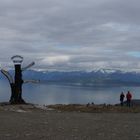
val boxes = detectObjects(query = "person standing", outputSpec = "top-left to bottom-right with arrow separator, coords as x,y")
126,91 -> 132,107
120,92 -> 125,106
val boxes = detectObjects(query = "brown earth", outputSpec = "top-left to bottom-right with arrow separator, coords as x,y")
0,104 -> 140,140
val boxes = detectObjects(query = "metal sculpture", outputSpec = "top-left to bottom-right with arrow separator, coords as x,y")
1,55 -> 38,104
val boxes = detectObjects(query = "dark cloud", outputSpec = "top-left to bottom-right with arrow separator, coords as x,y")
0,0 -> 140,71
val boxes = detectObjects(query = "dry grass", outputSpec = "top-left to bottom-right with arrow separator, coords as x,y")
48,104 -> 140,113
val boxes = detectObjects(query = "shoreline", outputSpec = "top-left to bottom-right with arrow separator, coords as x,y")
0,102 -> 140,113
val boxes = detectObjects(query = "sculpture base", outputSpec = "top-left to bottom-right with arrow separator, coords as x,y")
9,98 -> 26,104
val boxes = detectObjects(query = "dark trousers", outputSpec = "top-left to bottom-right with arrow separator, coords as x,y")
127,99 -> 131,107
120,100 -> 124,106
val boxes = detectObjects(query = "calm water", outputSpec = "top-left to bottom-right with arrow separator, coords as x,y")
0,80 -> 140,105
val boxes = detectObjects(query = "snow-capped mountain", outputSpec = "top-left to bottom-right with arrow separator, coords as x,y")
1,69 -> 140,86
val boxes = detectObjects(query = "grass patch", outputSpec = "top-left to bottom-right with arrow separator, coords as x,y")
48,104 -> 140,113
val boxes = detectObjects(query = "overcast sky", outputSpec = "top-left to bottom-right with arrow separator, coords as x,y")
0,0 -> 140,71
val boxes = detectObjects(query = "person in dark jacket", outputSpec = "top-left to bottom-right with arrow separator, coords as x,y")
120,92 -> 125,106
126,91 -> 132,107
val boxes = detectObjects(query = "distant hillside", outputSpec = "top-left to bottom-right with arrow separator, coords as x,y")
1,69 -> 140,86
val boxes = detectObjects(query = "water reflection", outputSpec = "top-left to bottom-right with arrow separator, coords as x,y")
0,81 -> 11,101
1,80 -> 140,105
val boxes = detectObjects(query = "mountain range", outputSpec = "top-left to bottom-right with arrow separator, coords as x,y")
0,69 -> 139,87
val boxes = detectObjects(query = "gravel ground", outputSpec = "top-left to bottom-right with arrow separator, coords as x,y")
0,105 -> 140,140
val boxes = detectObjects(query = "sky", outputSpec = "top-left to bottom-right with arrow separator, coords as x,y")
0,0 -> 140,71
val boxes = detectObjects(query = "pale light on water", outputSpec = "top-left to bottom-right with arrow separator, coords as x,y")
0,80 -> 140,105
0,81 -> 11,102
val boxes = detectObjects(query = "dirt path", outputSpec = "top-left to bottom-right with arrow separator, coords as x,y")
0,108 -> 140,140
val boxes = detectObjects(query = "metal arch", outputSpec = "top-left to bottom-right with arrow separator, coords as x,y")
1,69 -> 14,84
22,62 -> 35,71
23,80 -> 40,84
11,55 -> 23,60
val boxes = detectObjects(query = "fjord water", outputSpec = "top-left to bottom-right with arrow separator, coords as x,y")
0,80 -> 140,105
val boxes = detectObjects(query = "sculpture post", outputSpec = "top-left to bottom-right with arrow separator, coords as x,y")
1,55 -> 36,104
11,55 -> 25,103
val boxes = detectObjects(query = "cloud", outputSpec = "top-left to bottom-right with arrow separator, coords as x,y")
0,0 -> 140,71
41,55 -> 70,65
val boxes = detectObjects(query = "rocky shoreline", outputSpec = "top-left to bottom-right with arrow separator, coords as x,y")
1,102 -> 140,113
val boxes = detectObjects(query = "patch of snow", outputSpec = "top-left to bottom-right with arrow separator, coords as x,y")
34,104 -> 54,111
15,109 -> 27,113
